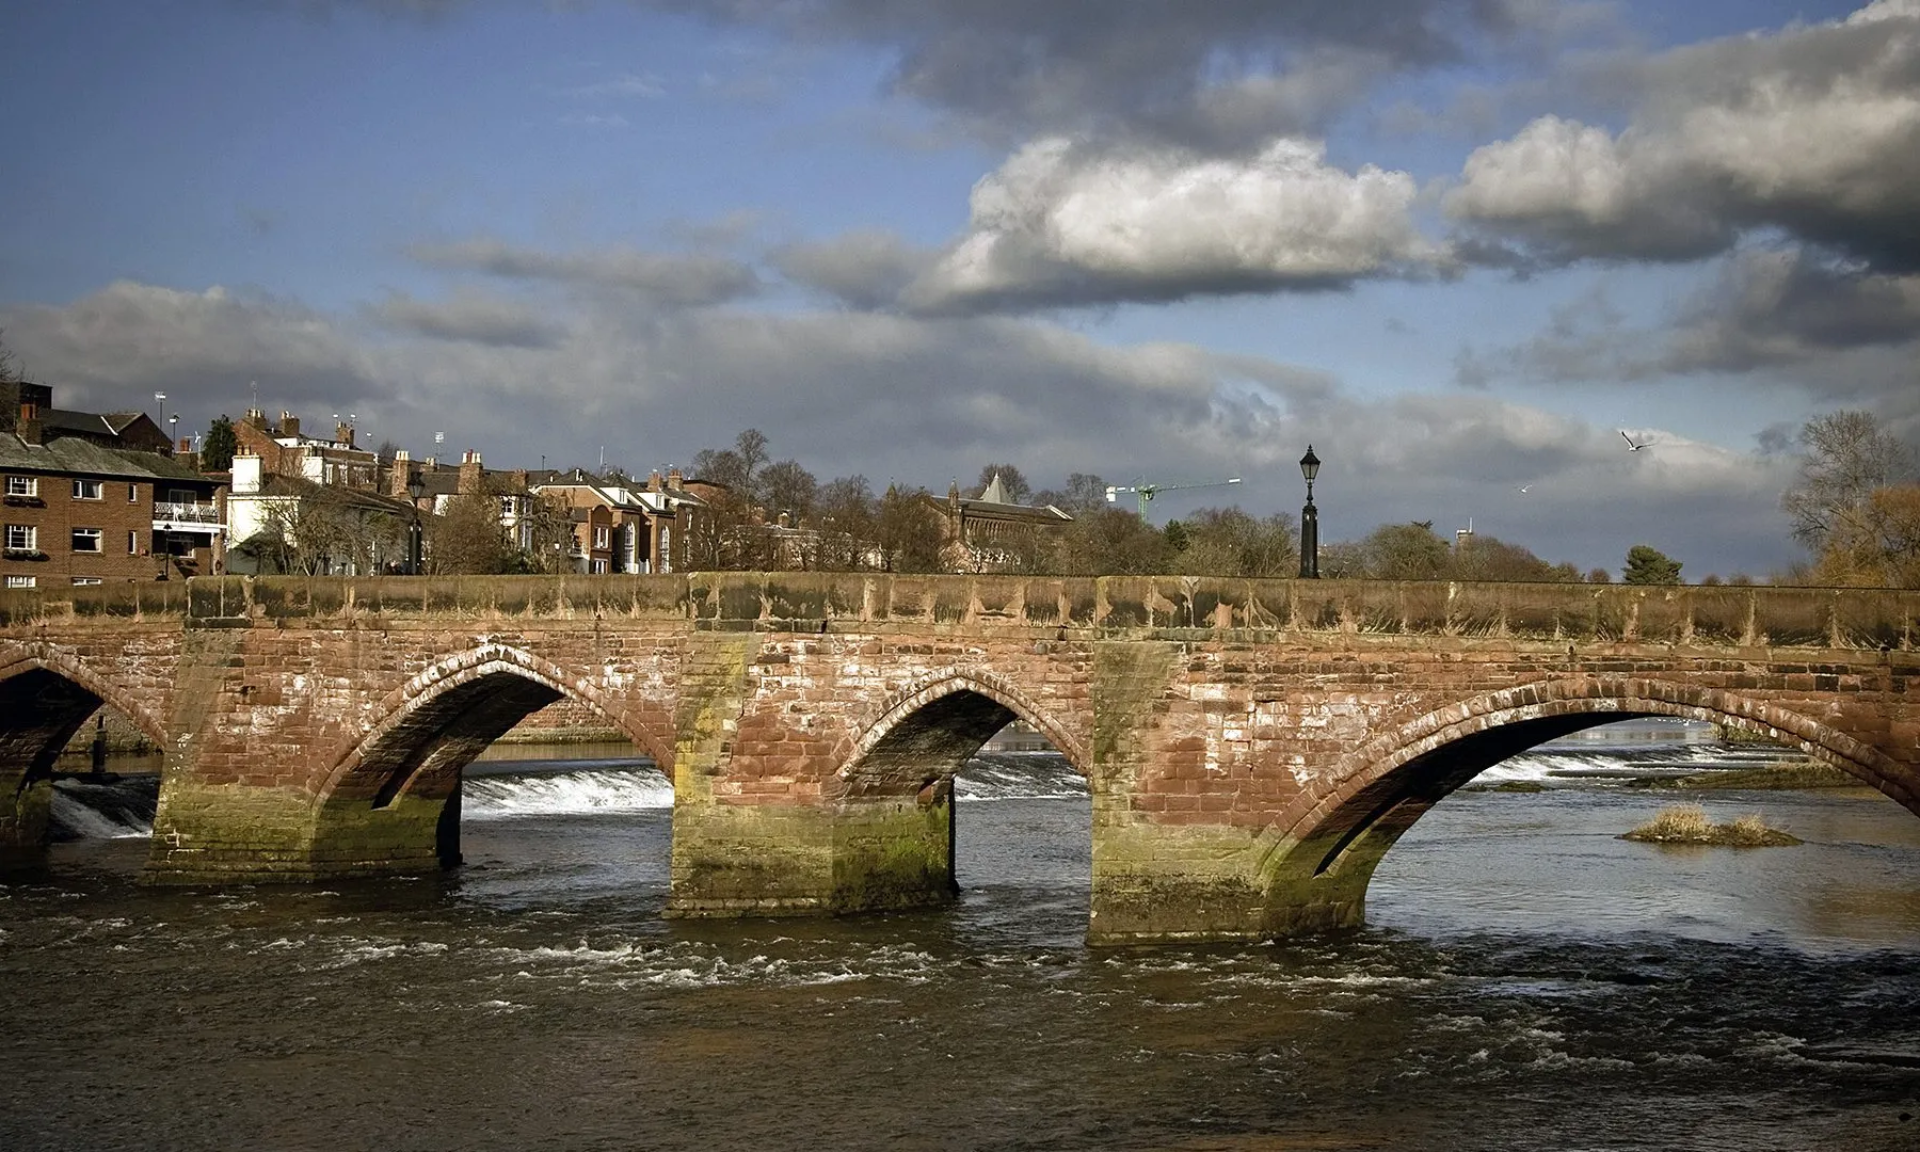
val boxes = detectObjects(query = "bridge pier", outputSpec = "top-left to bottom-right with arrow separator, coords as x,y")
668,788 -> 956,917
0,777 -> 53,871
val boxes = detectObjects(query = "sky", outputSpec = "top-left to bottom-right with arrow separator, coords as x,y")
3,0 -> 1917,579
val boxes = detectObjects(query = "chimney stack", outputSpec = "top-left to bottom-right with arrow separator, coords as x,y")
279,411 -> 300,438
335,420 -> 354,447
389,449 -> 413,499
667,467 -> 683,491
458,450 -> 484,496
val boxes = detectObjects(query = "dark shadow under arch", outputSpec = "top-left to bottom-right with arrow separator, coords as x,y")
308,645 -> 673,875
840,669 -> 1085,797
0,646 -> 169,783
319,645 -> 671,811
1275,676 -> 1909,894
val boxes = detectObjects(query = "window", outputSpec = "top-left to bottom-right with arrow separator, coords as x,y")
128,483 -> 138,502
594,525 -> 611,549
5,476 -> 36,497
4,575 -> 34,589
590,558 -> 609,574
128,530 -> 139,554
72,528 -> 103,553
71,576 -> 103,586
72,479 -> 104,500
5,524 -> 35,551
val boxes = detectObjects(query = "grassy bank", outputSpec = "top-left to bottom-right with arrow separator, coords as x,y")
490,726 -> 632,745
1632,761 -> 1857,791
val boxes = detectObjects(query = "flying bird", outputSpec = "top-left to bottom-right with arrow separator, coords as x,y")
1620,430 -> 1648,451
1517,484 -> 1532,494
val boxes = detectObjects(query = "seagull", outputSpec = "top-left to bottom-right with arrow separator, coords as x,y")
1621,430 -> 1648,451
1517,484 -> 1532,494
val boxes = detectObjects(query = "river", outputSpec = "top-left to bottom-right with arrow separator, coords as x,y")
4,724 -> 1918,1150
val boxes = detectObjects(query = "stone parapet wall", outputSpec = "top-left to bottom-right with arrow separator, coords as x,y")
3,574 -> 1914,651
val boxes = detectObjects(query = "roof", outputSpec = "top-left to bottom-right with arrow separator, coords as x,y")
239,473 -> 414,515
0,432 -> 219,485
415,467 -> 529,498
527,471 -> 705,512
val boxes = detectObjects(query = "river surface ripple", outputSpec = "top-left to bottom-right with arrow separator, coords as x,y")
4,741 -> 1919,1151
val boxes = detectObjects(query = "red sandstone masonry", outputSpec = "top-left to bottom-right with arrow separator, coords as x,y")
0,574 -> 1916,900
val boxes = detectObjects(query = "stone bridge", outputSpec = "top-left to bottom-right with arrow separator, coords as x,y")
2,574 -> 1916,943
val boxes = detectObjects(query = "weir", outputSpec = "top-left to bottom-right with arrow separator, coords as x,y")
2,573 -> 1917,943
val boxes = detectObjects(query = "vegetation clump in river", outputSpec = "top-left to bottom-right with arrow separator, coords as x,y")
1622,804 -> 1801,847
1631,760 -> 1856,791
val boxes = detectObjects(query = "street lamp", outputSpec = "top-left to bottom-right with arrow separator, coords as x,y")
154,391 -> 166,432
168,414 -> 179,454
407,475 -> 425,575
1298,445 -> 1321,579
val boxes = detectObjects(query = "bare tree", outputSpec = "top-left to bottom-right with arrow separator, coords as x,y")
1782,410 -> 1915,553
254,486 -> 401,575
811,474 -> 877,570
760,459 -> 819,524
1172,507 -> 1297,577
1054,507 -> 1170,575
1811,484 -> 1920,588
875,485 -> 943,572
427,491 -> 511,574
519,492 -> 579,574
1360,522 -> 1450,580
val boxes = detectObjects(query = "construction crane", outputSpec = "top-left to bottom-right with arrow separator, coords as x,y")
1106,476 -> 1242,518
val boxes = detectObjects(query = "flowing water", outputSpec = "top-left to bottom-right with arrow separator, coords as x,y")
5,724 -> 1919,1150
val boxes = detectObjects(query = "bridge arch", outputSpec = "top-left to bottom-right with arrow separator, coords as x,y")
317,642 -> 673,811
0,641 -> 169,756
1273,674 -> 1909,889
838,666 -> 1085,797
0,641 -> 171,864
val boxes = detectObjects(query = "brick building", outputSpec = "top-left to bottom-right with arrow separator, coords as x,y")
525,467 -> 704,573
234,408 -> 380,488
925,472 -> 1073,572
2,381 -> 225,588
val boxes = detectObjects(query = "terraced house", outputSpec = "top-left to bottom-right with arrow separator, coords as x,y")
1,381 -> 225,588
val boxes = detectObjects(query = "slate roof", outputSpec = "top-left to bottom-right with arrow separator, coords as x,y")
0,433 -> 214,485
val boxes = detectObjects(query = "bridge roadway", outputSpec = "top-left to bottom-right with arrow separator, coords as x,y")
2,573 -> 1915,943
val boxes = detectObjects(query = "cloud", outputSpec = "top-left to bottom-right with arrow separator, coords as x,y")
652,0 -> 1576,147
1455,247 -> 1920,401
406,237 -> 761,307
557,112 -> 631,129
1446,0 -> 1920,271
771,230 -> 937,310
1662,248 -> 1920,374
369,291 -> 568,348
0,281 -> 381,411
904,137 -> 1443,314
560,72 -> 664,100
2,274 -> 1806,575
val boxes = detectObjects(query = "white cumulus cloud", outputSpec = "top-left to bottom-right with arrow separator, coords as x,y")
907,137 -> 1442,313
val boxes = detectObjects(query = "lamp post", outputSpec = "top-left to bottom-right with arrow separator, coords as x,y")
1298,445 -> 1320,579
407,475 -> 424,575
